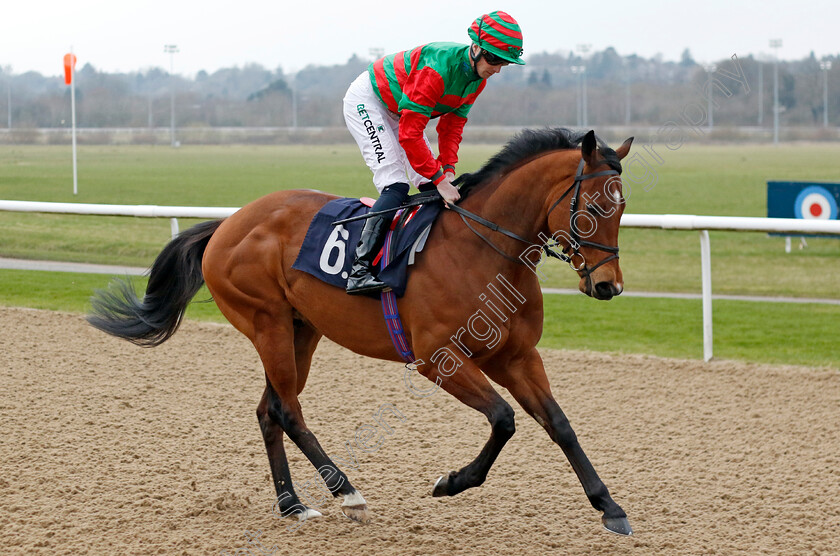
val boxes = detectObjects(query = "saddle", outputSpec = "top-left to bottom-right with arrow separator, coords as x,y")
291,195 -> 443,297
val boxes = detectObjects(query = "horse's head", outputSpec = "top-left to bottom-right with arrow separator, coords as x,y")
546,131 -> 633,301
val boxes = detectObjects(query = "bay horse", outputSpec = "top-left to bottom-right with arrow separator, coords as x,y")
88,128 -> 635,535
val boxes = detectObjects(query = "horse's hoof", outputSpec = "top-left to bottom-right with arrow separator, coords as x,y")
602,515 -> 633,536
298,507 -> 323,521
341,504 -> 371,523
340,491 -> 371,523
432,474 -> 449,497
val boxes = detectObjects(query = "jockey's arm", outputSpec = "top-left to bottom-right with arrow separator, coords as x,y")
398,111 -> 460,205
436,113 -> 467,177
398,110 -> 444,181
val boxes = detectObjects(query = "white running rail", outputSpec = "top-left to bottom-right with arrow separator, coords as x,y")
3,200 -> 840,362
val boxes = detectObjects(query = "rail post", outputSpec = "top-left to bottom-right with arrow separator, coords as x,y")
699,230 -> 713,361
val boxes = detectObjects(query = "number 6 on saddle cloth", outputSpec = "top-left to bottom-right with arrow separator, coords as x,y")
292,196 -> 443,298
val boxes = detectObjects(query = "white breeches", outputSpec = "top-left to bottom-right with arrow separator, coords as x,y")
342,72 -> 432,193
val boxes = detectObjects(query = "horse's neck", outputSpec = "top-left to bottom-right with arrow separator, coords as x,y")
458,150 -> 579,242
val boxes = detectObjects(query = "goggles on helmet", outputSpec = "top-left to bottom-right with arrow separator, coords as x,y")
481,49 -> 510,66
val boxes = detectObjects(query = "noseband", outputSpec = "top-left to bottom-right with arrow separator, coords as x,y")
451,157 -> 621,280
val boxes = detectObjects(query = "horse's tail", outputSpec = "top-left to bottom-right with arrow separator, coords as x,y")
87,219 -> 224,347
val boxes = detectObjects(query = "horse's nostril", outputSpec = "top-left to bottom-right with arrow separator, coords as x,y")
594,282 -> 617,299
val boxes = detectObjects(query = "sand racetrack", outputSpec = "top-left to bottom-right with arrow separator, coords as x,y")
1,306 -> 838,555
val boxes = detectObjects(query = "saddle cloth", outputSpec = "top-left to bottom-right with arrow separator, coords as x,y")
292,197 -> 442,297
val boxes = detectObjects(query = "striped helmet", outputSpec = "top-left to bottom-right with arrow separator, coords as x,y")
467,11 -> 525,65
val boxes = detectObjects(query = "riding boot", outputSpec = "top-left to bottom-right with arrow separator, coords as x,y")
345,213 -> 390,295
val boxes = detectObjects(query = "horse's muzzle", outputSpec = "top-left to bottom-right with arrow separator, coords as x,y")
592,281 -> 623,300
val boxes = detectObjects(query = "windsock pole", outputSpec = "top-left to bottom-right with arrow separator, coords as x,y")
64,50 -> 78,195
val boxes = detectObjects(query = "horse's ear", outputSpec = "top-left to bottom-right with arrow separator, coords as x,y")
581,130 -> 597,165
615,137 -> 634,160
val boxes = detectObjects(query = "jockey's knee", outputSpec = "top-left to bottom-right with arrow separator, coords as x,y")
371,182 -> 409,212
383,182 -> 410,196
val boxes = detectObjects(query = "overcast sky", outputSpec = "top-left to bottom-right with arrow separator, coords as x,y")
3,0 -> 837,77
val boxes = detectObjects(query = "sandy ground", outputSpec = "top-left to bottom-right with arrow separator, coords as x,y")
1,306 -> 838,555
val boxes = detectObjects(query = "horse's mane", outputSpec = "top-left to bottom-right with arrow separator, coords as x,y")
456,127 -> 622,197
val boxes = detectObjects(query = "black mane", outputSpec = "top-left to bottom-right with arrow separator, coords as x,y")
455,127 -> 621,196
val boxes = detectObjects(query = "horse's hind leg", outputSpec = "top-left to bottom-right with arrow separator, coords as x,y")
257,383 -> 321,522
486,349 -> 632,536
257,317 -> 324,521
413,358 -> 516,497
290,317 -> 321,395
253,310 -> 371,522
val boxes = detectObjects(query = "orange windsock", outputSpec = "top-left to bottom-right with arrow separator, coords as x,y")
63,54 -> 77,85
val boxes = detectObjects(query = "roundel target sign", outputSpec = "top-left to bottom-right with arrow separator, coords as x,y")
794,186 -> 838,220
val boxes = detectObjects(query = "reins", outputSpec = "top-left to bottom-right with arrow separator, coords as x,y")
447,204 -> 554,264
453,157 -> 621,278
333,156 -> 622,279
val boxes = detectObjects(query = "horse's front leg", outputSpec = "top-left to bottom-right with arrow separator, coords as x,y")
486,349 -> 632,536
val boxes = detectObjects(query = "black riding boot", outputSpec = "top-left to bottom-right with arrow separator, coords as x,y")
346,182 -> 409,295
345,213 -> 390,294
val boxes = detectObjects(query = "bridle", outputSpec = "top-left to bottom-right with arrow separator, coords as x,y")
449,157 -> 621,280
545,158 -> 621,278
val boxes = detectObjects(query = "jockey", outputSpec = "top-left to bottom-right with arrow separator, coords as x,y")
342,10 -> 525,295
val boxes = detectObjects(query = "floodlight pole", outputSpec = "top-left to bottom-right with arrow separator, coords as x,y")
757,61 -> 763,126
770,39 -> 782,145
820,61 -> 832,128
164,44 -> 179,147
704,64 -> 717,129
291,72 -> 297,129
571,66 -> 583,127
577,44 -> 591,128
623,59 -> 631,125
5,68 -> 10,129
581,65 -> 588,127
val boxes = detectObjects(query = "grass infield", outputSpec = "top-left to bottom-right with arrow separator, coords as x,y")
1,142 -> 838,368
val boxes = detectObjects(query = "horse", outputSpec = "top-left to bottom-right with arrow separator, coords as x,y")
87,128 -> 635,535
